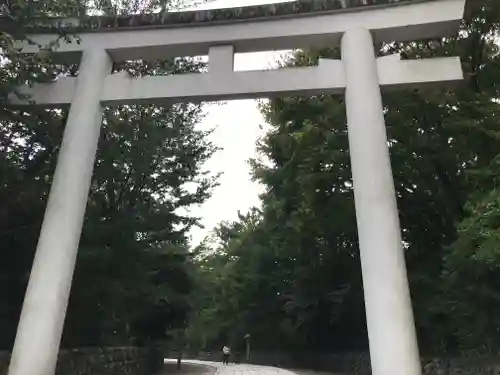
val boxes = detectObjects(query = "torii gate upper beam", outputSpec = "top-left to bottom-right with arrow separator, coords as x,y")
18,0 -> 465,62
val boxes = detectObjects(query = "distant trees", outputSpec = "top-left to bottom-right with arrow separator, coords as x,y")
0,0 -> 217,349
186,1 -> 500,355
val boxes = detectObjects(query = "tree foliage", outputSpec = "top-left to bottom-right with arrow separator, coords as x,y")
0,0 -> 217,349
187,0 -> 500,356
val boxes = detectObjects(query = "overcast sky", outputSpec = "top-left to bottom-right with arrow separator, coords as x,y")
184,0 -> 294,246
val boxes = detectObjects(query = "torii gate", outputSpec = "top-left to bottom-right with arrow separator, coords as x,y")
6,0 -> 466,374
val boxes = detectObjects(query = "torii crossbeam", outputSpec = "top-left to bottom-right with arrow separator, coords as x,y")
5,1 -> 466,375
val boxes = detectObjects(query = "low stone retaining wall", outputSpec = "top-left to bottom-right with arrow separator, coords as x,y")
422,357 -> 500,375
173,351 -> 500,375
0,352 -> 9,375
0,346 -> 163,375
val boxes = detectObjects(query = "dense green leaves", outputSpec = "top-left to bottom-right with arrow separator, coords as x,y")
0,0 -> 216,350
4,0 -> 500,358
187,1 -> 500,356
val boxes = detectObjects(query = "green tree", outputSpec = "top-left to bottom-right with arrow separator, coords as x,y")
0,0 -> 217,349
188,0 -> 500,356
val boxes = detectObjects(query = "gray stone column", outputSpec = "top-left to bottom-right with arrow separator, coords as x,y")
341,27 -> 422,375
8,48 -> 112,375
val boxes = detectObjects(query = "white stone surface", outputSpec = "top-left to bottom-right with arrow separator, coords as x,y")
342,28 -> 422,375
19,0 -> 465,61
7,49 -> 112,375
11,56 -> 462,105
103,62 -> 345,103
375,55 -> 463,91
209,45 -> 235,74
163,359 -> 300,375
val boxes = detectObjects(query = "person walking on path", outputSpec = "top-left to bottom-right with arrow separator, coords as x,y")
222,345 -> 231,365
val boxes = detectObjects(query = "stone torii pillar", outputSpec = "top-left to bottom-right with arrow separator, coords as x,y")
7,48 -> 113,375
342,28 -> 421,375
6,1 -> 466,375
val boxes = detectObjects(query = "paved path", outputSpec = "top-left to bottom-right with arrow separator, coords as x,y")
163,359 -> 300,375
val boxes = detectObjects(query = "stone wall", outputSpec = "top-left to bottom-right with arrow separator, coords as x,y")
174,350 -> 500,375
0,346 -> 163,375
422,357 -> 500,375
0,352 -> 9,375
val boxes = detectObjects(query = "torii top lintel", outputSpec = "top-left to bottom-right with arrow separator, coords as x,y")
18,0 -> 466,62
